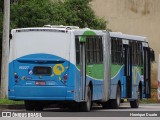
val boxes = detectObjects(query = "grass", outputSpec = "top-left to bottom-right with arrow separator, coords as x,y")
0,86 -> 24,105
140,99 -> 160,104
140,88 -> 160,104
0,98 -> 24,105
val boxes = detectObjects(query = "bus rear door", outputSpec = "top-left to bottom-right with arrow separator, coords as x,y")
123,39 -> 132,98
79,36 -> 87,101
143,42 -> 151,98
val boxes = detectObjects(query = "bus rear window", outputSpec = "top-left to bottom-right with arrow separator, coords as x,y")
33,66 -> 52,75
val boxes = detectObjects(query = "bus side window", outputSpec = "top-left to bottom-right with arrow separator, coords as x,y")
75,36 -> 80,64
86,36 -> 103,64
130,41 -> 143,66
111,37 -> 123,65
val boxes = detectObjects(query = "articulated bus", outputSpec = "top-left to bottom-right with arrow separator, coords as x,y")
8,26 -> 154,111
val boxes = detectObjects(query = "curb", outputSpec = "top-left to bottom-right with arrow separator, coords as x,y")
0,104 -> 25,109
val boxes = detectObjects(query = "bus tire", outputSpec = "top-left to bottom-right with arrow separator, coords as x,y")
130,87 -> 140,108
80,87 -> 92,112
110,85 -> 121,109
24,100 -> 35,111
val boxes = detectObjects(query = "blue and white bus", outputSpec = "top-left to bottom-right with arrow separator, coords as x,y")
8,25 -> 154,111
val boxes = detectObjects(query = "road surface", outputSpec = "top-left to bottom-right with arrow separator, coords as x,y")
0,103 -> 160,120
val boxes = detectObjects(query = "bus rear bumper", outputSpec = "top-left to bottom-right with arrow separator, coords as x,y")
8,86 -> 74,101
8,96 -> 74,101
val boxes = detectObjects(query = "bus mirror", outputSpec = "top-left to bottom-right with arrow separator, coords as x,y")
150,48 -> 155,62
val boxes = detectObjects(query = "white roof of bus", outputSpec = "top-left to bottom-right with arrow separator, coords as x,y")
13,27 -> 72,31
110,32 -> 148,42
12,27 -> 148,42
12,26 -> 87,33
12,26 -> 107,36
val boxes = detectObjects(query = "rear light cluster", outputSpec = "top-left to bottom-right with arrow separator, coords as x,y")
14,73 -> 19,83
14,75 -> 18,79
14,73 -> 18,79
63,75 -> 68,80
63,74 -> 68,84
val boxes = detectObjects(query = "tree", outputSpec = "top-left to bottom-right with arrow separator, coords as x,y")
10,0 -> 53,28
10,0 -> 107,29
62,0 -> 107,29
0,0 -> 4,12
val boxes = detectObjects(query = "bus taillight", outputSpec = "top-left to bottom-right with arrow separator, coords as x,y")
63,74 -> 68,84
14,73 -> 18,79
63,75 -> 68,80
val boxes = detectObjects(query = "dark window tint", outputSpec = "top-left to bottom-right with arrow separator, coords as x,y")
75,36 -> 103,64
75,37 -> 80,64
33,66 -> 52,75
111,37 -> 123,64
130,41 -> 143,66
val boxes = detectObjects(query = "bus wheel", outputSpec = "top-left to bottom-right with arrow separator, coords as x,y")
110,85 -> 121,109
80,87 -> 92,112
24,100 -> 35,111
130,87 -> 140,108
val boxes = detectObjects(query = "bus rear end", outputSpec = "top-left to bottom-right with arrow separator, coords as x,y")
8,28 -> 74,110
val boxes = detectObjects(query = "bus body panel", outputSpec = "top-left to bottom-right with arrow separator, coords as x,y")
110,66 -> 142,100
9,29 -> 71,62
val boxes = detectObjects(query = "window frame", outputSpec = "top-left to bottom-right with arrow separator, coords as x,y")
75,35 -> 103,65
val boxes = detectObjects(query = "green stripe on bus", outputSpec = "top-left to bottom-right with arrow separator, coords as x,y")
111,64 -> 123,78
76,63 -> 104,80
